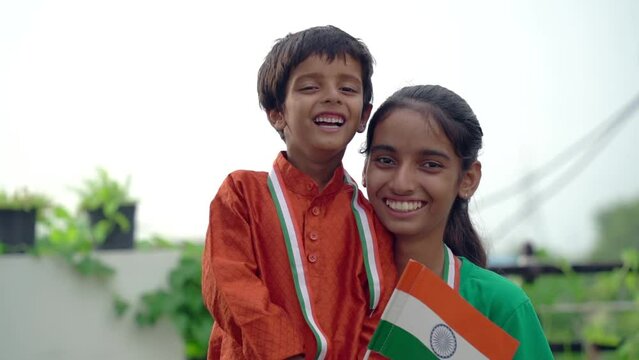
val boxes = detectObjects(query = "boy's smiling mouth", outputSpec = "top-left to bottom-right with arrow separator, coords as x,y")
314,114 -> 345,127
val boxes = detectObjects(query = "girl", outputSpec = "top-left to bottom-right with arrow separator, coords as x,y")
362,85 -> 553,359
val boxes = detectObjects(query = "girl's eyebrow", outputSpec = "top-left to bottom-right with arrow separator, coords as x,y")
419,149 -> 451,160
370,144 -> 396,153
371,144 -> 451,160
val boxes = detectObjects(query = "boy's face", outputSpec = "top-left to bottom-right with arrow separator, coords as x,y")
268,54 -> 371,164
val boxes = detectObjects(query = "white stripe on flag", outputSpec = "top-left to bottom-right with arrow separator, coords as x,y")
383,290 -> 488,359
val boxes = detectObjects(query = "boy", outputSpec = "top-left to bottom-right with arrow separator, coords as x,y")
202,25 -> 396,359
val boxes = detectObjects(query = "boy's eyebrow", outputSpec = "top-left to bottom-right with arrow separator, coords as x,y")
294,72 -> 363,84
370,144 -> 451,160
338,73 -> 363,84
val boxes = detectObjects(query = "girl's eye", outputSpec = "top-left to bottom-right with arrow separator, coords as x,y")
421,161 -> 442,169
374,156 -> 395,166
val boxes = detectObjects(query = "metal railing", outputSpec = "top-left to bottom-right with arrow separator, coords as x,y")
487,243 -> 629,354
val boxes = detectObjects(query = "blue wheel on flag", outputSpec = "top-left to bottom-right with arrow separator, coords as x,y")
430,323 -> 457,358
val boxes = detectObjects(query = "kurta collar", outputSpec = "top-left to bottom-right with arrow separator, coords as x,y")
274,152 -> 346,198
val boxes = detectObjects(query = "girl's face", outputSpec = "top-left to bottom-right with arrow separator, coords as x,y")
364,108 -> 477,242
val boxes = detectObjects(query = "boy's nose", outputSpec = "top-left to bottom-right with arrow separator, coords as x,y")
322,87 -> 342,104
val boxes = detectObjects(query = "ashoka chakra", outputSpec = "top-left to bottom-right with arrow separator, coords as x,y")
429,323 -> 457,358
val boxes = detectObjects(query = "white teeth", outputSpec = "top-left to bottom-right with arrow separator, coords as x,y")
385,199 -> 423,212
314,116 -> 344,125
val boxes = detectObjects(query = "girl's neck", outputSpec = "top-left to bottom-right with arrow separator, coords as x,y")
394,233 -> 446,278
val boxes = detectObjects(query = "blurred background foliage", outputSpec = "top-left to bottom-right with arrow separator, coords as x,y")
520,195 -> 639,359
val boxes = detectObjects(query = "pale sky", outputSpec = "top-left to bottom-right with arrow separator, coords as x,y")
2,0 -> 638,259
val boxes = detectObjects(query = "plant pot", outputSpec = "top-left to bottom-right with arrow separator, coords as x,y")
88,204 -> 136,250
0,209 -> 36,253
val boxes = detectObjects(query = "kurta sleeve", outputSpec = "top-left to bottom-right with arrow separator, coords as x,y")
201,174 -> 305,359
503,300 -> 554,360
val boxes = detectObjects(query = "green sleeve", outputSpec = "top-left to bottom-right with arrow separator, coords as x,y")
503,300 -> 554,360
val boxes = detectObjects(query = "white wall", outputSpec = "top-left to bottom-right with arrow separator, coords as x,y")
0,250 -> 185,360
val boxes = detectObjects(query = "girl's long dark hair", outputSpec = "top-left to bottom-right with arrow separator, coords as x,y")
362,85 -> 487,267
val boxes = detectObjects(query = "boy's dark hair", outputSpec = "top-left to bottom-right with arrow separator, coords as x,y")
257,25 -> 374,114
361,85 -> 487,268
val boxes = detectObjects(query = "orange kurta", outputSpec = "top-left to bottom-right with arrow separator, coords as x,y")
202,152 -> 396,359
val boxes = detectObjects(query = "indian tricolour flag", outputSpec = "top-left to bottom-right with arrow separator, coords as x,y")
366,259 -> 519,359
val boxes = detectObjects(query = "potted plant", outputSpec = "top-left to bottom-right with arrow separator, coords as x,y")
75,168 -> 137,250
0,188 -> 50,253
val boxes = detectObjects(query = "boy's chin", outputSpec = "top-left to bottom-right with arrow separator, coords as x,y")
311,143 -> 351,155
287,145 -> 347,162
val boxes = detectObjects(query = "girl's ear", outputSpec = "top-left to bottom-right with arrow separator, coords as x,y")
357,104 -> 373,133
268,110 -> 286,130
361,161 -> 368,187
458,161 -> 482,200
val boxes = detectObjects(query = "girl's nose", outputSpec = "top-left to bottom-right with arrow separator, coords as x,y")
388,165 -> 415,195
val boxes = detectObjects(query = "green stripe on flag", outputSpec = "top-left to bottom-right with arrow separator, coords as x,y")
369,320 -> 438,360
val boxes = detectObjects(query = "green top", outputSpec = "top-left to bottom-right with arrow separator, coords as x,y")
458,257 -> 554,359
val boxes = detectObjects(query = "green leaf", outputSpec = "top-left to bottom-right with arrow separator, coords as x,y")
72,255 -> 115,279
112,212 -> 130,232
113,295 -> 130,317
622,249 -> 639,271
0,188 -> 50,211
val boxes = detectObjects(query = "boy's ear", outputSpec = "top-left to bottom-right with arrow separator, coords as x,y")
357,103 -> 373,133
458,161 -> 482,200
268,110 -> 286,130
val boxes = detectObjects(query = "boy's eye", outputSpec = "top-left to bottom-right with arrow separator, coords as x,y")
299,85 -> 318,91
340,86 -> 358,93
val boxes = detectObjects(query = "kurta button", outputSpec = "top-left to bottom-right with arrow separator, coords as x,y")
311,207 -> 320,216
308,254 -> 318,263
306,183 -> 313,191
309,232 -> 318,241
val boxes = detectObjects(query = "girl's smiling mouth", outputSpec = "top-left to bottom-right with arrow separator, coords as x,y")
384,199 -> 425,212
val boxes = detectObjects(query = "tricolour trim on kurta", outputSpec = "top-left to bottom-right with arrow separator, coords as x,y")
344,172 -> 382,311
268,168 -> 328,360
442,245 -> 461,291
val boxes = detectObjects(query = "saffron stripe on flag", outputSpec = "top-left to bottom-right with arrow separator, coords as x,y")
396,260 -> 519,359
